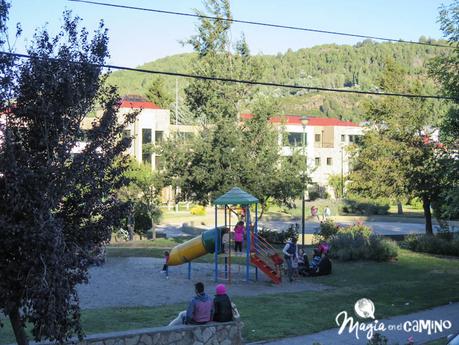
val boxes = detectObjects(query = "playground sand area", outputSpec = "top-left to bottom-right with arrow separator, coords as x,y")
78,257 -> 330,309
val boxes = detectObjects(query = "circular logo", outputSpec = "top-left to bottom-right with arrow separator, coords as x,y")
354,298 -> 375,319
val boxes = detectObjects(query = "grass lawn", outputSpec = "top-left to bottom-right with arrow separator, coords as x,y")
1,249 -> 458,344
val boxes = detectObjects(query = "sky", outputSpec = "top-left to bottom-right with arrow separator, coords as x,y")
8,0 -> 449,67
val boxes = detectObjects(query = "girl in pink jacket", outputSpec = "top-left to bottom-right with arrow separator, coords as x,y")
233,221 -> 245,253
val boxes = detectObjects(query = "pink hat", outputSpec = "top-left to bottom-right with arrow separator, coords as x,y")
216,284 -> 226,295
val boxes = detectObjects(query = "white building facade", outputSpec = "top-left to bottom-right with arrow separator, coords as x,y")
81,101 -> 363,200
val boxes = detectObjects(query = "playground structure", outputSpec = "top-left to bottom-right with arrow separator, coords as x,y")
168,187 -> 284,284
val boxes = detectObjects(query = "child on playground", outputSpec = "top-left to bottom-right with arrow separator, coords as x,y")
160,251 -> 169,278
309,248 -> 322,272
234,221 -> 245,255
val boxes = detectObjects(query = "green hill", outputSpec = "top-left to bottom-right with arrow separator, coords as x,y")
107,40 -> 447,122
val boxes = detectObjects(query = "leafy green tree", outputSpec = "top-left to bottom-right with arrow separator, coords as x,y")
429,0 -> 459,221
121,161 -> 163,240
240,97 -> 304,218
0,8 -> 134,345
328,173 -> 348,199
349,60 -> 448,234
160,97 -> 304,218
184,0 -> 260,122
145,76 -> 173,109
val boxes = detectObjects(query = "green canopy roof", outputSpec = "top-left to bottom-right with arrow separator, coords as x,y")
213,187 -> 259,205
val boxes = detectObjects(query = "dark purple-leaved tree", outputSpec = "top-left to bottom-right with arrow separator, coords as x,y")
0,3 -> 135,344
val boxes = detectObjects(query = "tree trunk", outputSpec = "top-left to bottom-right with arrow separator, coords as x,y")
127,211 -> 134,241
396,200 -> 403,215
422,196 -> 433,236
9,307 -> 28,345
151,217 -> 156,240
259,205 -> 264,220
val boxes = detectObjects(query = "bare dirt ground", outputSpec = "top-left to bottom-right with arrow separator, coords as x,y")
77,257 -> 329,309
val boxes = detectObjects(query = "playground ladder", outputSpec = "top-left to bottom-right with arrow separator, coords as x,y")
250,254 -> 282,284
250,233 -> 283,284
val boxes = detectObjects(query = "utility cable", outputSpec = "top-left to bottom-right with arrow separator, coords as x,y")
67,0 -> 454,49
3,51 -> 457,101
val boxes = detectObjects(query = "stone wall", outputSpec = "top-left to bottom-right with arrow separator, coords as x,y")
61,321 -> 243,345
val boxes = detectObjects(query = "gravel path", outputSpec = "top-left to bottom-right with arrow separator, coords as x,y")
77,257 -> 329,310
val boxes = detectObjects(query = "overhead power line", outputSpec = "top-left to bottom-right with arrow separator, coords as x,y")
68,0 -> 453,49
3,51 -> 457,101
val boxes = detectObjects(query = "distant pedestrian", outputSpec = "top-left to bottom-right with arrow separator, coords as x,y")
282,237 -> 298,282
311,205 -> 320,221
323,206 -> 331,220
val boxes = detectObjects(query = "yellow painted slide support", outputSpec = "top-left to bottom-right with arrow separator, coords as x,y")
167,235 -> 208,266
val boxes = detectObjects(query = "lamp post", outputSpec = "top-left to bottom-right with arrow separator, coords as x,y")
301,116 -> 309,248
340,143 -> 344,198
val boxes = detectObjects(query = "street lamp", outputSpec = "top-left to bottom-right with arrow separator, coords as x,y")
301,116 -> 309,248
340,143 -> 345,198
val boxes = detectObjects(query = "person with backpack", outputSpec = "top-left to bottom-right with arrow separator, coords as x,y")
213,284 -> 233,322
168,282 -> 214,326
282,237 -> 298,282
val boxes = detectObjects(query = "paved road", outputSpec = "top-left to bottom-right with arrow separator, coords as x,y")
258,220 -> 429,236
157,220 -> 433,238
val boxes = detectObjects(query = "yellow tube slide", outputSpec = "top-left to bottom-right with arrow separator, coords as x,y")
168,235 -> 207,266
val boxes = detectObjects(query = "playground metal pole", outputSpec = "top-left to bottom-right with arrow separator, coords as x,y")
214,205 -> 218,283
245,205 -> 250,282
224,205 -> 228,280
255,203 -> 258,281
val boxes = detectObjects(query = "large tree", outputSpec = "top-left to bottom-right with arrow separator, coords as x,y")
160,98 -> 304,218
0,8 -> 134,345
429,0 -> 459,222
120,160 -> 164,240
349,60 -> 448,234
145,76 -> 173,109
184,0 -> 260,122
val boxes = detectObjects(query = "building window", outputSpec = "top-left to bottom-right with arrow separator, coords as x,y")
327,157 -> 332,166
315,157 -> 321,166
287,132 -> 306,147
341,134 -> 345,142
315,134 -> 321,142
142,128 -> 152,145
155,155 -> 162,170
142,153 -> 152,166
155,131 -> 163,144
349,135 -> 362,144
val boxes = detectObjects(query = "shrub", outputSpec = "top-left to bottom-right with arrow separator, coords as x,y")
339,223 -> 373,238
341,197 -> 390,215
190,205 -> 206,216
315,219 -> 340,241
402,234 -> 459,256
329,231 -> 398,262
259,224 -> 299,244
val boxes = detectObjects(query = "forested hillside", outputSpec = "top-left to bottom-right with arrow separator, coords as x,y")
107,39 -> 448,122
